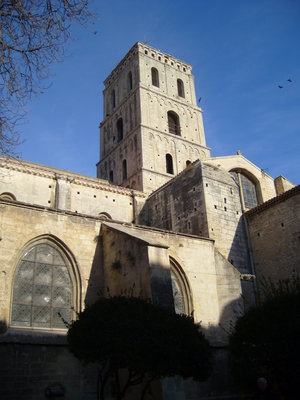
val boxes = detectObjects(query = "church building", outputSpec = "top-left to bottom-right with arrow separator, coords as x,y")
0,43 -> 298,400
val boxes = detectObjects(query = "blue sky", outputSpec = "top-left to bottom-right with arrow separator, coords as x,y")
18,0 -> 300,184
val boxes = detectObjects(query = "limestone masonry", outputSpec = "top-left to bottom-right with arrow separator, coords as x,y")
0,42 -> 298,400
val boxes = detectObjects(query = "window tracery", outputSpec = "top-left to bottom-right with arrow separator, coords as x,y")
231,171 -> 258,209
170,258 -> 192,315
11,243 -> 74,329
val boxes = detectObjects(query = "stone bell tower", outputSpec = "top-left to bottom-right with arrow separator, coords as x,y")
97,42 -> 210,193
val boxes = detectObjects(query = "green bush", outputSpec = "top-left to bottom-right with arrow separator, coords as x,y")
229,288 -> 300,398
68,296 -> 211,399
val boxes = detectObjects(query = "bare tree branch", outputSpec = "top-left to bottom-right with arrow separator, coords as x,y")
0,0 -> 95,156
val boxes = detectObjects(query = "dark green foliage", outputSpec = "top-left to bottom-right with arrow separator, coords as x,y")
229,288 -> 300,398
68,296 -> 211,399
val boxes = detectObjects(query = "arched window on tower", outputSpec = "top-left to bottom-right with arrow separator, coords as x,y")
11,242 -> 75,329
177,79 -> 185,98
117,118 -> 123,142
127,71 -> 133,92
109,170 -> 114,183
151,67 -> 159,87
111,89 -> 116,109
166,154 -> 174,175
231,170 -> 259,209
122,159 -> 127,180
170,258 -> 192,315
167,111 -> 180,135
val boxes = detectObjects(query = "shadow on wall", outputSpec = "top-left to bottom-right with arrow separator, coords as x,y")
0,221 -> 251,400
228,216 -> 257,308
0,319 -> 7,334
84,230 -> 105,307
176,297 -> 246,399
0,319 -> 99,400
227,216 -> 250,274
82,227 -> 247,398
0,298 -> 249,399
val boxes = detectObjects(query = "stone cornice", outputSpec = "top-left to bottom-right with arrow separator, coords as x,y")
102,218 -> 213,243
103,42 -> 193,88
104,42 -> 139,87
137,43 -> 192,72
0,198 -> 213,243
0,156 -> 146,198
245,185 -> 300,217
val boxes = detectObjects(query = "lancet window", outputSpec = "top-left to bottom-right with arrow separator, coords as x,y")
166,154 -> 174,175
177,79 -> 185,98
11,243 -> 74,329
151,67 -> 159,87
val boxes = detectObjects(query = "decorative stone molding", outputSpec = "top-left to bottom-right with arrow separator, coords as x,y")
0,156 -> 146,198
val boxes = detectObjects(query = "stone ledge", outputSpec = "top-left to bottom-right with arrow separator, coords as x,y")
0,328 -> 68,346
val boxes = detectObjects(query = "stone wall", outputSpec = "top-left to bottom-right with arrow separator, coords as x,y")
0,200 -> 105,325
0,157 -> 146,222
274,175 -> 296,195
202,162 -> 250,273
144,161 -> 251,274
0,199 -> 243,399
100,221 -> 243,344
0,340 -> 100,400
246,186 -> 300,292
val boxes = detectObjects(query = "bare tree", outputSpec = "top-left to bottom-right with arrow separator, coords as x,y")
0,0 -> 95,156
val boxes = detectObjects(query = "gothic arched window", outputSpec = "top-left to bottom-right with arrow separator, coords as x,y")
117,118 -> 123,142
151,67 -> 159,87
166,154 -> 174,175
170,258 -> 192,315
177,79 -> 185,98
231,170 -> 259,209
11,243 -> 74,329
109,170 -> 114,183
167,111 -> 180,135
127,71 -> 133,92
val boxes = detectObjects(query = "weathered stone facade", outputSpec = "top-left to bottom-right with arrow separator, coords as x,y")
0,43 -> 298,399
97,43 -> 210,193
246,186 -> 300,294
